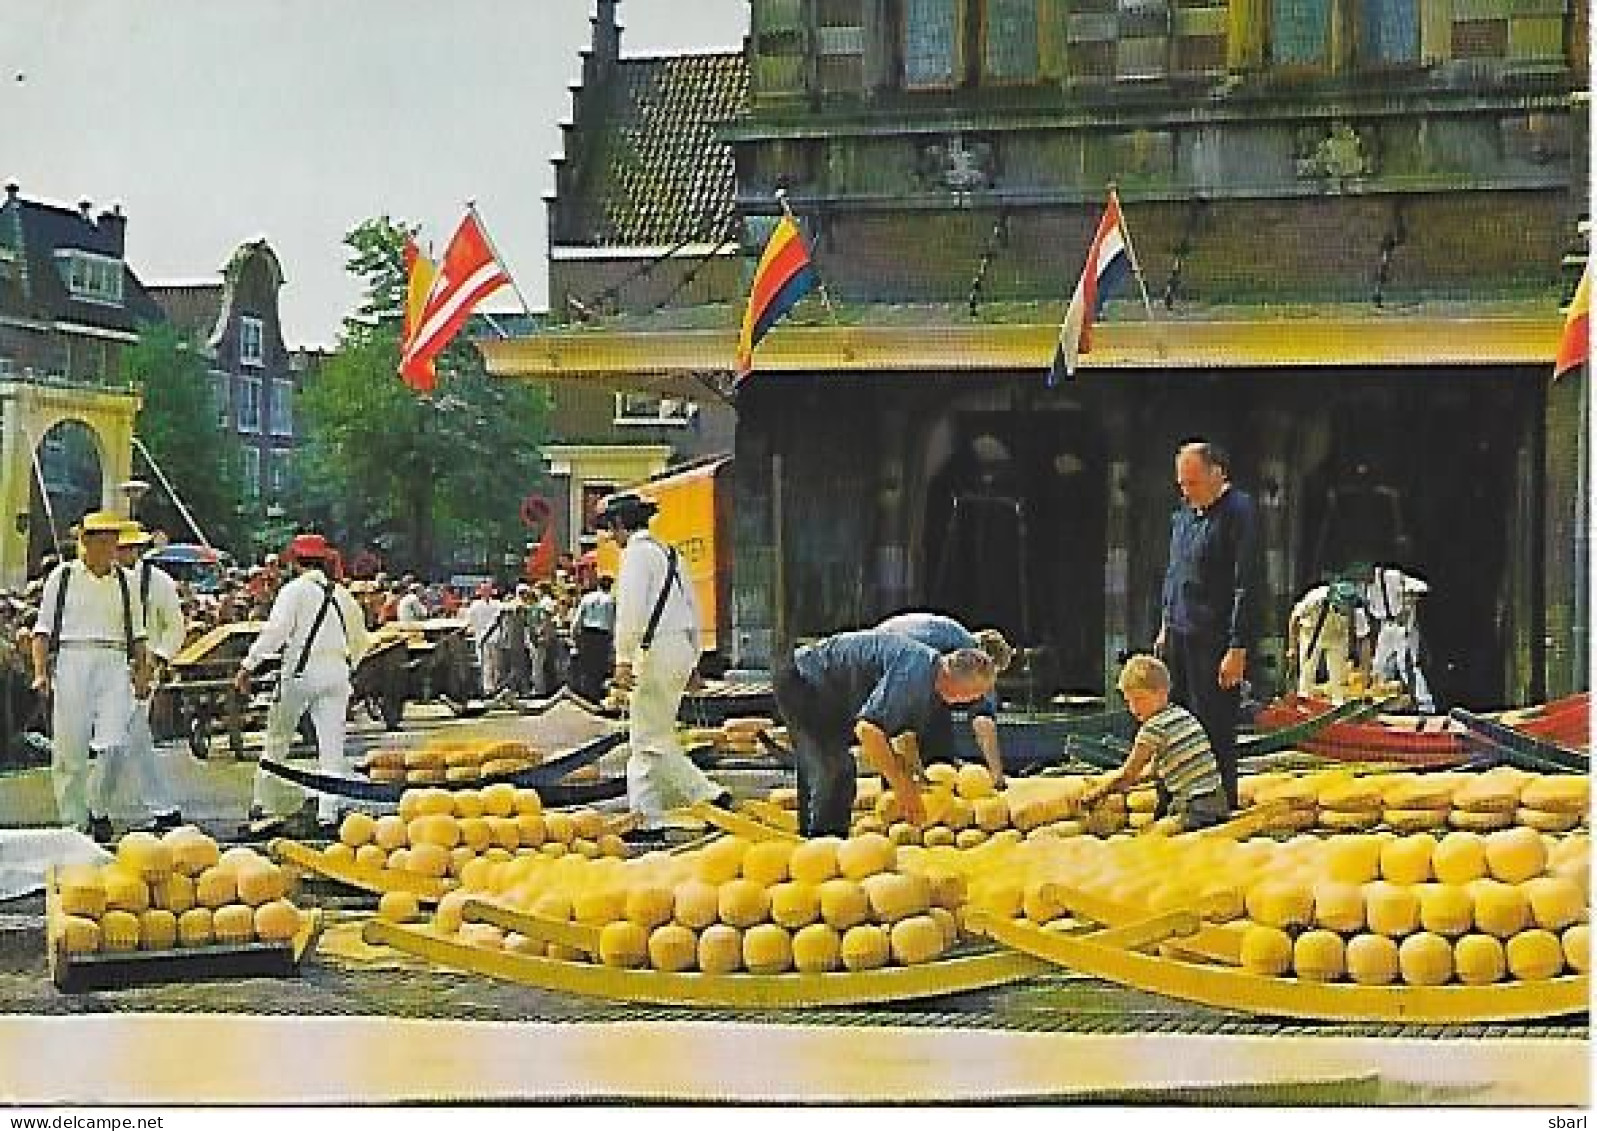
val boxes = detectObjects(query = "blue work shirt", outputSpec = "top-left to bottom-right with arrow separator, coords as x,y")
876,612 -> 998,718
1161,485 -> 1263,648
792,629 -> 940,738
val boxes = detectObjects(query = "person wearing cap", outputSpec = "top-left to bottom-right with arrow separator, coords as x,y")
236,532 -> 370,833
29,510 -> 152,842
877,612 -> 1013,788
97,522 -> 187,830
396,582 -> 429,625
598,492 -> 730,826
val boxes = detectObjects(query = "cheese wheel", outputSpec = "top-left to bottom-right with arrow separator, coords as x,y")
1385,808 -> 1452,833
1432,832 -> 1489,885
1363,881 -> 1421,938
889,915 -> 947,966
117,831 -> 174,883
513,788 -> 544,816
1416,883 -> 1474,937
1326,836 -> 1386,884
1379,834 -> 1435,885
60,915 -> 101,956
176,907 -> 214,948
624,885 -> 676,931
1321,809 -> 1381,832
863,871 -> 932,924
1447,808 -> 1514,833
743,923 -> 795,974
1454,933 -> 1507,985
792,922 -> 843,973
1244,880 -> 1314,931
1239,925 -> 1294,976
1469,879 -> 1531,939
1561,924 -> 1589,973
138,909 -> 178,951
837,833 -> 895,881
694,836 -> 750,884
1522,876 -> 1586,932
1516,807 -> 1581,834
839,923 -> 891,971
1505,928 -> 1565,981
100,910 -> 141,953
102,865 -> 150,914
378,891 -> 421,923
646,924 -> 698,972
194,866 -> 237,910
1292,930 -> 1346,982
1519,777 -> 1589,815
741,840 -> 794,887
58,869 -> 107,919
769,881 -> 822,930
697,924 -> 743,974
1398,931 -> 1455,986
818,878 -> 871,930
1311,881 -> 1366,934
212,904 -> 255,945
339,812 -> 377,848
598,920 -> 650,969
1345,933 -> 1401,985
254,900 -> 300,943
373,815 -> 408,852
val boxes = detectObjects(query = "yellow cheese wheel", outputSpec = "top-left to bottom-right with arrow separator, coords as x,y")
954,828 -> 988,849
1453,933 -> 1507,985
624,885 -> 676,931
1396,931 -> 1454,986
921,826 -> 956,847
1326,836 -> 1385,884
453,816 -> 489,853
354,844 -> 387,870
694,836 -> 750,884
956,764 -> 997,801
1379,834 -> 1434,885
1432,831 -> 1489,885
378,890 -> 421,923
101,865 -> 150,914
924,764 -> 958,787
1381,776 -> 1454,809
1519,777 -> 1589,815
769,881 -> 822,929
324,843 -> 356,866
971,795 -> 1010,833
598,920 -> 650,969
1311,881 -> 1366,934
433,891 -> 472,935
448,789 -> 484,820
1345,933 -> 1401,985
837,833 -> 896,881
863,871 -> 932,924
1484,827 -> 1547,884
117,831 -> 174,883
1197,881 -> 1247,924
414,788 -> 455,817
698,924 -> 744,974
717,879 -> 771,929
743,923 -> 795,974
889,915 -> 946,966
1562,924 -> 1589,974
1505,928 -> 1565,981
1321,809 -> 1381,833
408,815 -> 461,850
212,904 -> 255,945
572,887 -> 626,927
1363,881 -> 1421,938
480,782 -> 517,818
513,788 -> 544,816
792,922 -> 843,973
213,846 -> 262,873
405,843 -> 451,879
386,849 -> 412,873
1319,778 -> 1383,812
923,868 -> 968,911
1517,808 -> 1582,834
1469,879 -> 1531,939
598,834 -> 630,860
570,809 -> 606,841
254,900 -> 300,943
235,861 -> 289,907
1244,880 -> 1315,930
542,812 -> 575,844
511,814 -> 545,849
1416,883 -> 1474,937
60,915 -> 101,956
1385,808 -> 1453,834
647,923 -> 698,972
100,909 -> 141,952
373,815 -> 409,852
339,811 -> 377,848
818,878 -> 871,930
840,923 -> 891,971
672,880 -> 720,930
486,817 -> 521,851
1522,876 -> 1586,932
741,840 -> 794,887
176,907 -> 213,948
1239,925 -> 1294,976
58,869 -> 107,919
1453,776 -> 1522,813
1292,930 -> 1346,982
1448,808 -> 1514,832
887,821 -> 920,847
138,909 -> 177,951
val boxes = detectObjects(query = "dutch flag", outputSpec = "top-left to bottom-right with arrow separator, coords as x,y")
1048,190 -> 1132,386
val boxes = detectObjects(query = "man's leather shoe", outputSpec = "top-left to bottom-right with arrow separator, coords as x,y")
86,815 -> 114,845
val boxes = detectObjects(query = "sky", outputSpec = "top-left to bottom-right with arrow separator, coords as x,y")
2,0 -> 747,347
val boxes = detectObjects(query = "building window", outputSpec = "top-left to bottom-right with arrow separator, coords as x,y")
614,391 -> 697,427
239,316 -> 264,368
269,378 -> 293,436
1359,0 -> 1419,63
1271,0 -> 1331,64
211,371 -> 230,429
903,0 -> 963,87
55,251 -> 124,305
237,376 -> 262,434
241,446 -> 260,498
983,0 -> 1040,80
268,450 -> 291,498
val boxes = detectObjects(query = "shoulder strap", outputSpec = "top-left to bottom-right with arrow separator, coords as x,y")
47,565 -> 70,661
294,580 -> 340,678
139,562 -> 153,627
640,544 -> 680,652
115,567 -> 133,656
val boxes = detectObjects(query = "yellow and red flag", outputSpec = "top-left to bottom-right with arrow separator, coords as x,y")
400,210 -> 512,392
1553,263 -> 1589,380
735,214 -> 817,382
400,237 -> 438,393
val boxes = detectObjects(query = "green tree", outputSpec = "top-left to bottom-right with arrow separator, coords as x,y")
295,217 -> 551,576
124,321 -> 246,548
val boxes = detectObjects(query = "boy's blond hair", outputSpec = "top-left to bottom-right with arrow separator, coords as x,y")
1119,653 -> 1171,693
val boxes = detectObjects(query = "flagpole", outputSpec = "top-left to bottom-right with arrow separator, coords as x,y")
1108,183 -> 1157,322
774,188 -> 839,324
467,201 -> 538,322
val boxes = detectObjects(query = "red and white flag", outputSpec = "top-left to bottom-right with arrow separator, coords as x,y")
399,236 -> 439,393
400,210 -> 511,386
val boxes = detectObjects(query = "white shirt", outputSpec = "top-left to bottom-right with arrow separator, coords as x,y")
615,531 -> 700,664
576,589 -> 617,633
133,560 -> 186,662
243,567 -> 370,673
34,561 -> 148,648
396,592 -> 429,624
465,596 -> 501,643
1363,567 -> 1428,627
1290,585 -> 1369,644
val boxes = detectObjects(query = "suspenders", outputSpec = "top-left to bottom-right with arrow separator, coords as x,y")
46,563 -> 135,667
640,543 -> 683,652
293,580 -> 348,678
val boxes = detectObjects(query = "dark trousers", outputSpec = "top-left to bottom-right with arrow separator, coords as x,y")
573,627 -> 612,701
1164,630 -> 1241,808
773,661 -> 856,837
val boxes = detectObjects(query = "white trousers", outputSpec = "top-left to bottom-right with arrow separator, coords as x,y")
476,643 -> 502,697
1296,625 -> 1354,702
250,659 -> 353,822
51,648 -> 135,828
626,629 -> 720,826
1372,622 -> 1435,712
95,696 -> 175,820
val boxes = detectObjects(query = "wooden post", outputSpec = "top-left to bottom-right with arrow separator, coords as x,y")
772,450 -> 788,658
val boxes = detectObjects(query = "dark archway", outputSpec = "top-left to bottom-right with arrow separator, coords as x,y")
29,420 -> 104,566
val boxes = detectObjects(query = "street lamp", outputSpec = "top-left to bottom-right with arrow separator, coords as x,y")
118,478 -> 151,519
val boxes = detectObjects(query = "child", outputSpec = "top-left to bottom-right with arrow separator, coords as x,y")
1082,654 -> 1230,832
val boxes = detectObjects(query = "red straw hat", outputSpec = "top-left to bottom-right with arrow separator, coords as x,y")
284,533 -> 336,561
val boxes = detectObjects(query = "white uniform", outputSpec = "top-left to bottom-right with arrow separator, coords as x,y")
615,530 -> 720,825
33,561 -> 147,829
98,560 -> 187,819
244,567 -> 371,821
465,595 -> 503,695
1289,584 -> 1369,702
396,592 -> 428,624
1363,566 -> 1434,711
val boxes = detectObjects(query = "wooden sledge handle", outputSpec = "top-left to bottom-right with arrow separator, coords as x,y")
685,801 -> 802,842
740,799 -> 800,833
1186,798 -> 1296,842
461,898 -> 601,954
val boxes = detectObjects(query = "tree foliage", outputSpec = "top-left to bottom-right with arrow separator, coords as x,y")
124,321 -> 246,547
293,217 -> 551,576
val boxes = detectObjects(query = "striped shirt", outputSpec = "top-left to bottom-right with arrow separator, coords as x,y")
1137,703 -> 1221,804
